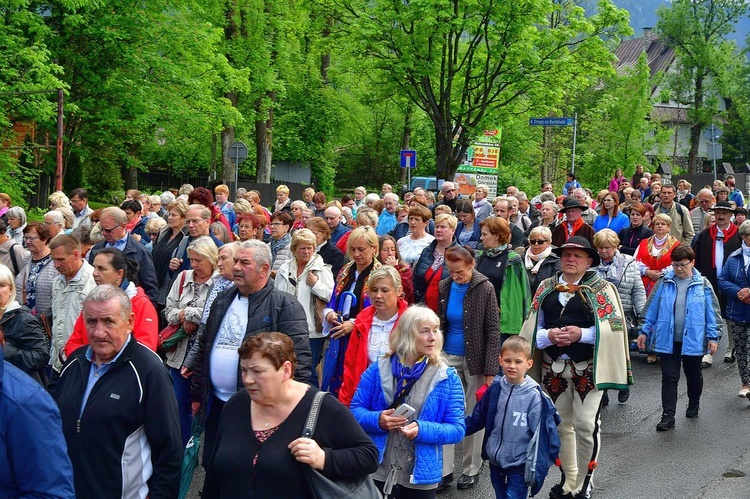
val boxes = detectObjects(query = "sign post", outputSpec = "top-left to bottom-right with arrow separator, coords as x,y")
228,141 -> 249,197
704,124 -> 723,181
529,116 -> 578,172
400,149 -> 417,189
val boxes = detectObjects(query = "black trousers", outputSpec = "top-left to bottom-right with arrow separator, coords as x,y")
660,342 -> 703,418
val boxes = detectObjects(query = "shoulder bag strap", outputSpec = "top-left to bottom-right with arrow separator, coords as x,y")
302,391 -> 327,438
8,242 -> 19,275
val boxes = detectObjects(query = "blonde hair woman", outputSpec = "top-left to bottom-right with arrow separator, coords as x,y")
339,265 -> 409,405
321,225 -> 382,396
351,305 -> 465,496
275,229 -> 334,386
164,236 -> 219,445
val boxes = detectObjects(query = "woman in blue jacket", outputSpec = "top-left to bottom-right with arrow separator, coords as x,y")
350,305 -> 465,498
592,191 -> 630,234
637,245 -> 721,432
718,220 -> 750,400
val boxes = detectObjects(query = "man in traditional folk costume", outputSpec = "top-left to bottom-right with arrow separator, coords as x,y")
520,236 -> 632,499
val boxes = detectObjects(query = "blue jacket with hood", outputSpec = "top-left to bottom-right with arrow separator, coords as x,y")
465,374 -> 561,496
640,267 -> 721,356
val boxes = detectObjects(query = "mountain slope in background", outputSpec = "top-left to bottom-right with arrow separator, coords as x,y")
612,0 -> 749,46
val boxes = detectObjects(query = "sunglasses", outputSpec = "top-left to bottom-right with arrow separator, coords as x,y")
529,239 -> 548,245
100,225 -> 121,234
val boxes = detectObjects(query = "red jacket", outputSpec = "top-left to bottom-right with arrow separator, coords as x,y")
339,298 -> 409,406
64,286 -> 159,357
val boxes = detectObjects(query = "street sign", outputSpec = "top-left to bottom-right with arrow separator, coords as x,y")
529,117 -> 575,127
400,149 -> 417,169
704,124 -> 723,143
707,143 -> 723,161
228,141 -> 249,163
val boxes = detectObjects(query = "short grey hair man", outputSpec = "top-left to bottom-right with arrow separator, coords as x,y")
100,206 -> 128,226
83,284 -> 132,320
238,239 -> 273,268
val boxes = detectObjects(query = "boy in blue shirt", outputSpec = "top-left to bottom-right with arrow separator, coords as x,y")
465,336 -> 560,499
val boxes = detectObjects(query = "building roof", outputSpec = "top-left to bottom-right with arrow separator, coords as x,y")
614,29 -> 676,88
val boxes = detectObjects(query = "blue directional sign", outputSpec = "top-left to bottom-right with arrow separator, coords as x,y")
529,117 -> 575,127
400,149 -> 417,169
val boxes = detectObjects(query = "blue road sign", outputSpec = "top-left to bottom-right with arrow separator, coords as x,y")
529,117 -> 574,127
400,149 -> 417,169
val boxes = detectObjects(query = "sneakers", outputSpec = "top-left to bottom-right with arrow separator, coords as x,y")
686,402 -> 699,418
725,349 -> 736,363
656,415 -> 675,431
738,387 -> 749,398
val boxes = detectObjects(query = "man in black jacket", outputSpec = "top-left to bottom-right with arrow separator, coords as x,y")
692,201 -> 740,367
88,206 -> 159,303
53,285 -> 182,498
191,239 -> 310,467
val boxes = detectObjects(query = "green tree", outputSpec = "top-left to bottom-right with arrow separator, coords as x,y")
334,0 -> 630,181
576,54 -> 670,189
657,0 -> 749,173
45,0 -> 243,194
0,1 -> 65,201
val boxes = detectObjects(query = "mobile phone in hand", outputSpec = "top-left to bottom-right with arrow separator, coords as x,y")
392,403 -> 416,419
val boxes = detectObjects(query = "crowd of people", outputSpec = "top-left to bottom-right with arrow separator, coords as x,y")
0,168 -> 746,499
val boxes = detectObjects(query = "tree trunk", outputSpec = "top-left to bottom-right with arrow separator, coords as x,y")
221,91 -> 236,185
688,75 -> 704,173
125,164 -> 138,190
255,91 -> 275,184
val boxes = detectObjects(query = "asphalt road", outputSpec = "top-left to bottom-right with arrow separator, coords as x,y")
187,337 -> 750,498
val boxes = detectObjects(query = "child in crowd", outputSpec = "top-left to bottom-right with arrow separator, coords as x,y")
465,336 -> 560,499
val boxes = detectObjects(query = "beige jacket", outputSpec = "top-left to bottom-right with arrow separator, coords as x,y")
51,260 -> 97,372
164,269 -> 218,369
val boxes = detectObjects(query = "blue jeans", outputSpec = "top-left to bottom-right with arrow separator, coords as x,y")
170,367 -> 192,446
490,466 -> 528,499
309,337 -> 325,388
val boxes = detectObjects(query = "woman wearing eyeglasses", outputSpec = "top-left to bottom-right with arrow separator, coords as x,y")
524,226 -> 560,294
269,211 -> 294,278
275,229 -> 334,387
14,223 -> 57,322
593,191 -> 630,234
152,200 -> 188,319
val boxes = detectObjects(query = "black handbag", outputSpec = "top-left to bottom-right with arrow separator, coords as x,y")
301,391 -> 381,499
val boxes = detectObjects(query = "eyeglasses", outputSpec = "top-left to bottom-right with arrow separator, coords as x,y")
185,219 -> 206,225
672,261 -> 692,268
147,232 -> 159,237
529,239 -> 548,245
100,225 -> 121,234
269,222 -> 285,227
699,200 -> 712,204
24,236 -> 40,242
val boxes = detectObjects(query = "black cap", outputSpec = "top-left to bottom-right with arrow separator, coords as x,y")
552,236 -> 600,266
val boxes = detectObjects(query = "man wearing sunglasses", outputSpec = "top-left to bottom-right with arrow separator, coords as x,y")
690,188 -> 715,235
87,207 -> 159,304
